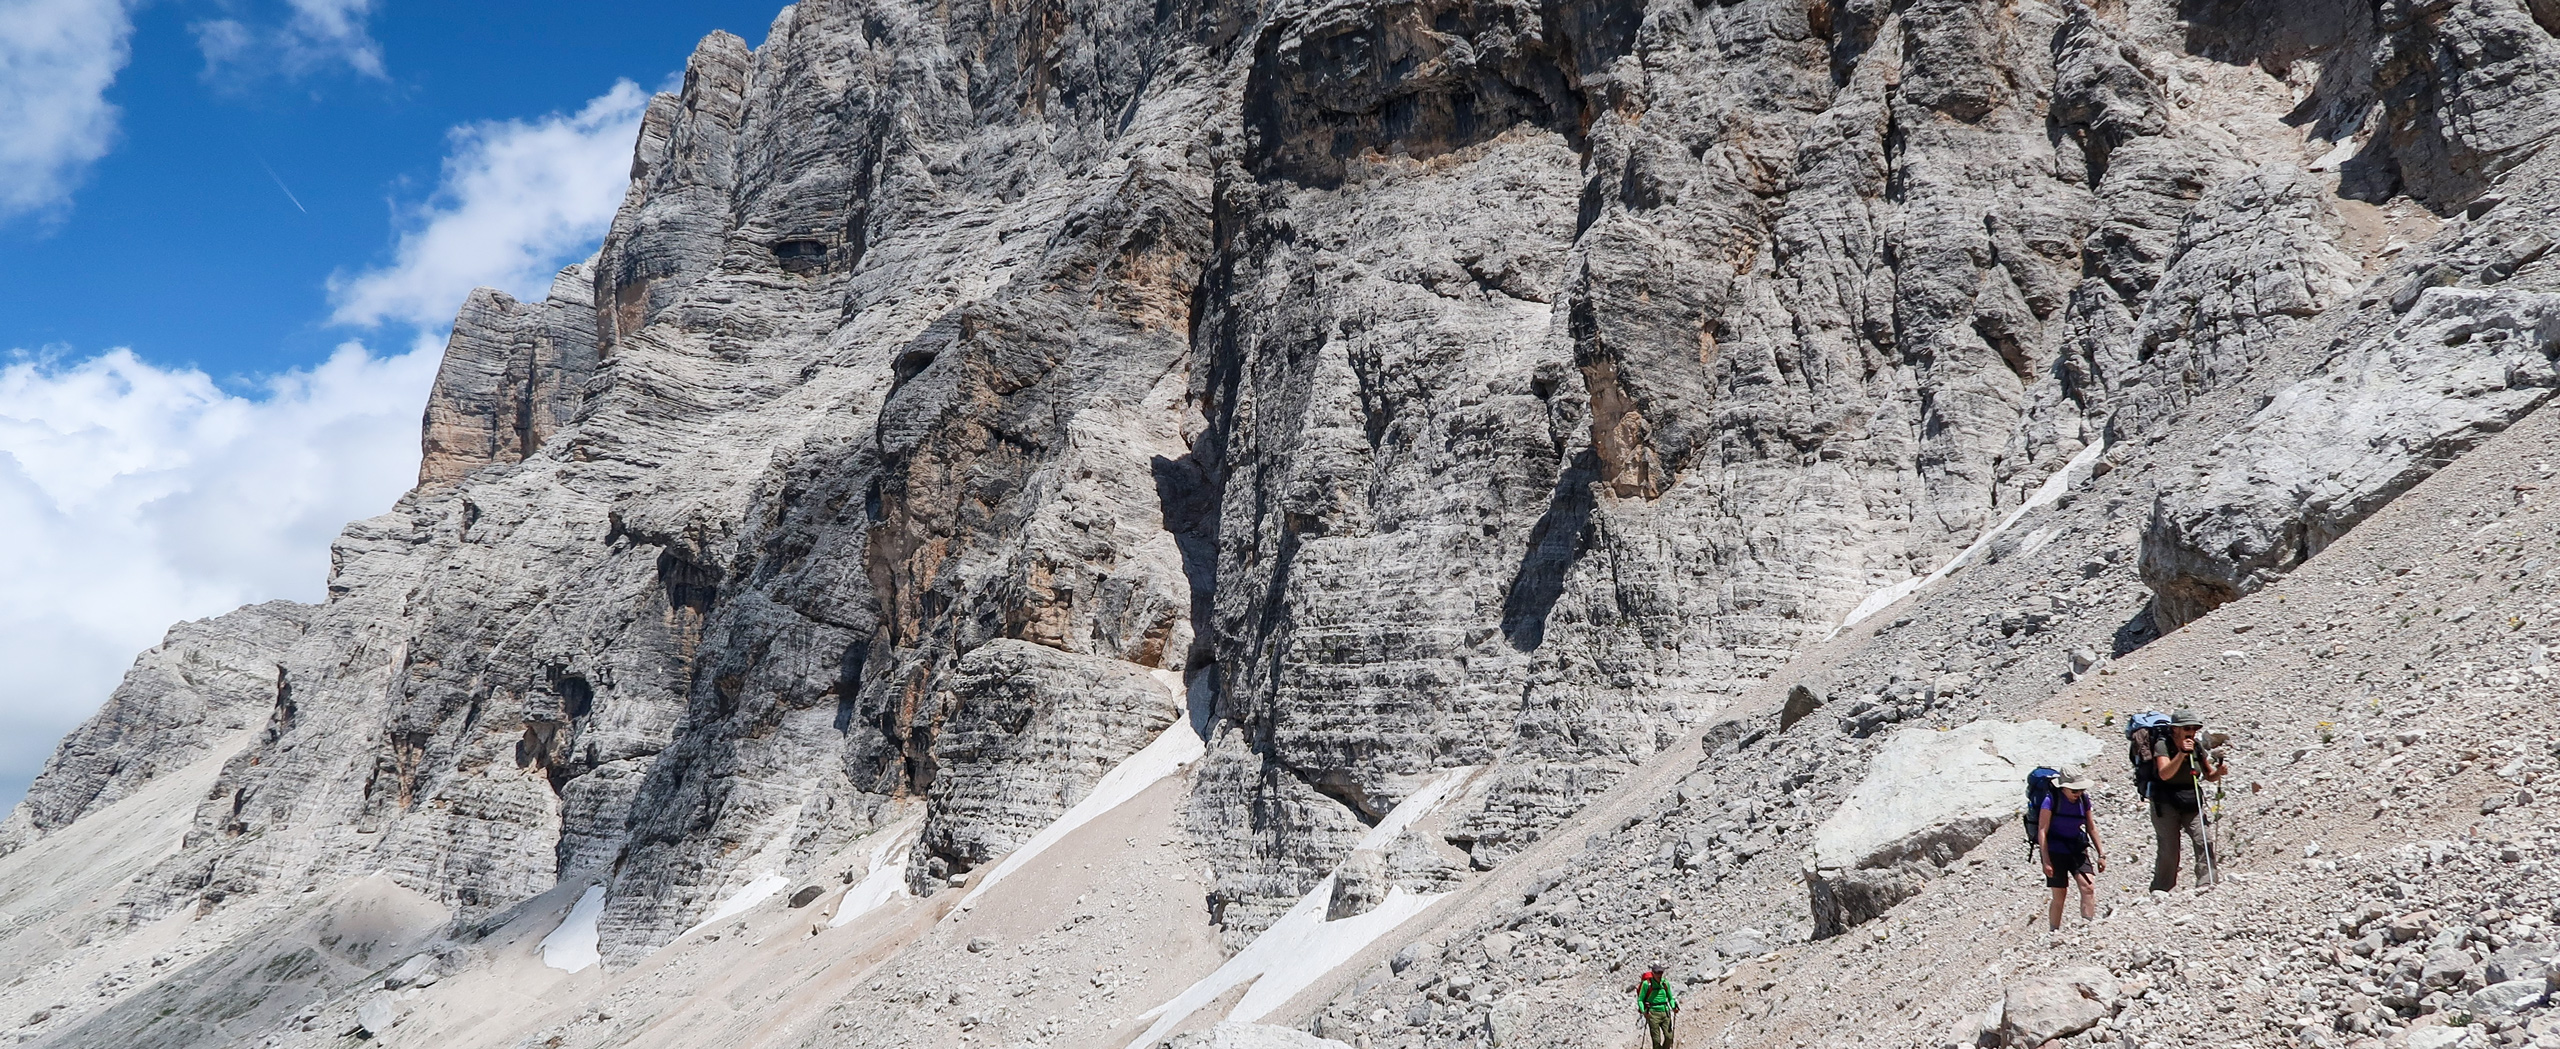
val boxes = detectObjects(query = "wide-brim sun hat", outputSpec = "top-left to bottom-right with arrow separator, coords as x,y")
2169,710 -> 2204,726
2056,775 -> 2095,791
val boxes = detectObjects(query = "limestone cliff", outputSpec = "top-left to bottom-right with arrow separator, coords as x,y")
9,0 -> 2560,1046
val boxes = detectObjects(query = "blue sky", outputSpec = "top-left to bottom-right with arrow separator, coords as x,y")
3,0 -> 778,376
0,0 -> 784,812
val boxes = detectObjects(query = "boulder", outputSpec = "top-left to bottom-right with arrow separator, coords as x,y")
1709,928 -> 1771,962
1166,1022 -> 1354,1049
1952,1000 -> 2004,1048
2484,941 -> 2560,987
1807,721 -> 2102,935
381,954 -> 435,990
1326,849 -> 1389,921
2467,979 -> 2550,1017
354,994 -> 404,1037
2406,1027 -> 2485,1049
1999,968 -> 2119,1047
2422,950 -> 2478,991
1780,685 -> 1826,732
1389,943 -> 1421,974
1807,867 -> 1929,940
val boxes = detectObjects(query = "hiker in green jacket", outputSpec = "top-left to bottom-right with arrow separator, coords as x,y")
2149,710 -> 2227,891
1636,964 -> 1677,1049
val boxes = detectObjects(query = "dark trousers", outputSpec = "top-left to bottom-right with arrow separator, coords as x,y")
2150,806 -> 2209,890
1645,1009 -> 1675,1049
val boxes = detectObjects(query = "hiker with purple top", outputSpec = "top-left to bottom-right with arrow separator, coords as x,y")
2036,772 -> 2107,929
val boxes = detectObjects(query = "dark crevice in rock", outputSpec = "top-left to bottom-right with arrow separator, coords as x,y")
1152,451 -> 1224,684
1500,450 -> 1600,652
2531,0 -> 2560,38
891,347 -> 939,386
832,639 -> 869,733
770,238 -> 828,274
1310,770 -> 1385,827
1254,518 -> 1308,645
656,550 -> 723,615
550,669 -> 595,720
264,668 -> 296,745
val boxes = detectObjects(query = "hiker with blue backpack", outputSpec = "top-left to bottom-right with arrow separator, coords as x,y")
2034,772 -> 2106,929
2126,709 -> 2227,891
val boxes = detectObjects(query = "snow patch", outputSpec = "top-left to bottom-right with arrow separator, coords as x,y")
2013,525 -> 2056,560
679,870 -> 790,940
1127,766 -> 1478,1048
538,884 -> 605,973
1833,438 -> 2107,636
831,821 -> 919,929
962,715 -> 1205,906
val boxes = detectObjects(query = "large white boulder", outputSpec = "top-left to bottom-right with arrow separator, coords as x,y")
2000,968 -> 2119,1046
1807,720 -> 2102,936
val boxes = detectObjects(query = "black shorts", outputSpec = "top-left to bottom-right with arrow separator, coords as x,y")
2045,849 -> 2092,887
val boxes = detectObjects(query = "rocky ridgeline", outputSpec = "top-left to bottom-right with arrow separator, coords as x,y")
5,0 -> 2560,1046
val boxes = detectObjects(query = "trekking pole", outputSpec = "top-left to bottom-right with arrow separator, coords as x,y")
2193,741 -> 2219,887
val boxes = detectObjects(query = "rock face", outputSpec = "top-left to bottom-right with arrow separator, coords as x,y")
1807,720 -> 2100,936
919,640 -> 1183,874
11,0 -> 2560,1044
0,602 -> 308,853
418,265 -> 602,487
2142,282 -> 2560,626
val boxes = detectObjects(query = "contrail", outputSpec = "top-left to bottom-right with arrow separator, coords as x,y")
256,157 -> 308,214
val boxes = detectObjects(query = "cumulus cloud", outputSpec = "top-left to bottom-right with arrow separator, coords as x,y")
330,81 -> 650,329
194,0 -> 386,80
0,73 -> 651,810
0,0 -> 137,223
0,342 -> 440,808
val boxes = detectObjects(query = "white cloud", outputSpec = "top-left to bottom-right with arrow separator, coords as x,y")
0,342 -> 440,808
330,81 -> 650,329
0,0 -> 137,223
188,17 -> 254,71
282,0 -> 383,76
194,0 -> 385,80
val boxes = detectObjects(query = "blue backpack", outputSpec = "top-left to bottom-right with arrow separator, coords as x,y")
2123,712 -> 2173,800
2022,767 -> 2062,858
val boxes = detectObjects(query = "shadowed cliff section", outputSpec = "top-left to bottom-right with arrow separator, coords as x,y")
1241,0 -> 1642,188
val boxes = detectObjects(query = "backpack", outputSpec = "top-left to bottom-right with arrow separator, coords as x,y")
2022,767 -> 2062,858
1638,973 -> 1675,1012
2124,711 -> 2172,800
